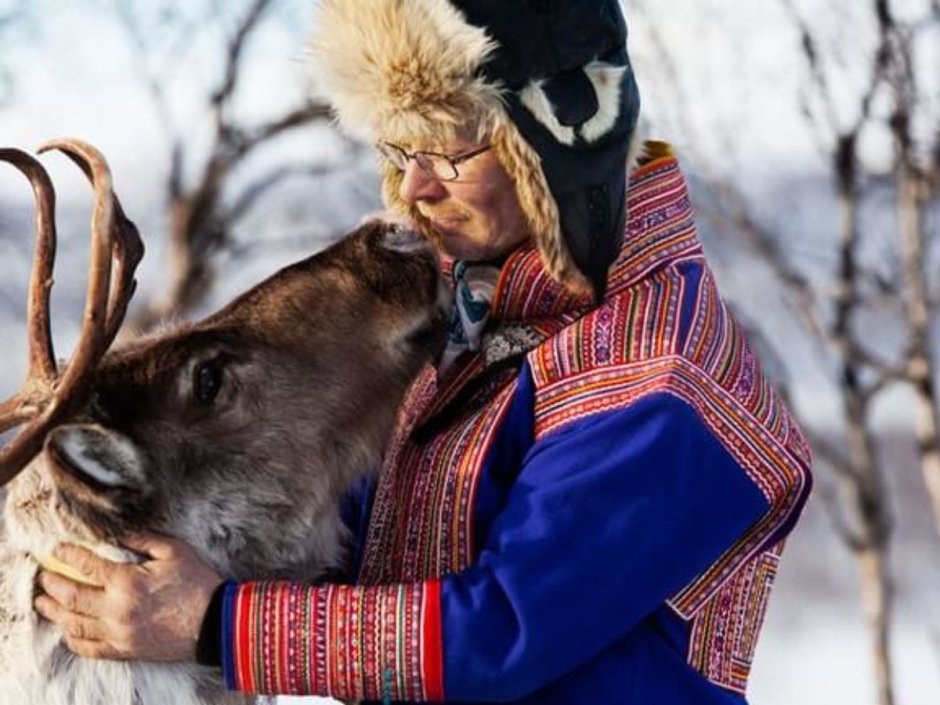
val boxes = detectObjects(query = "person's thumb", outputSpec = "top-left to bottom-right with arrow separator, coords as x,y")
120,532 -> 180,561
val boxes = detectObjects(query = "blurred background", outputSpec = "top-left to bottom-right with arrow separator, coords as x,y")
0,1 -> 938,703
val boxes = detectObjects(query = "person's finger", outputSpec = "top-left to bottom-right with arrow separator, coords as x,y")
52,543 -> 118,585
120,531 -> 181,561
34,593 -> 105,642
33,593 -> 60,623
37,571 -> 106,618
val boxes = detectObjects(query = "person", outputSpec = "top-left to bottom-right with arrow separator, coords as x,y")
33,1 -> 813,703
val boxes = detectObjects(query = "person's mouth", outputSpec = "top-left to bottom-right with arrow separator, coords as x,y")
427,215 -> 468,232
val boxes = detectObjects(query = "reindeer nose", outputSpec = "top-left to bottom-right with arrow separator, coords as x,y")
381,222 -> 429,253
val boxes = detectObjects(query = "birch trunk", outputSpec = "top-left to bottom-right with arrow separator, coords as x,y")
896,163 -> 940,541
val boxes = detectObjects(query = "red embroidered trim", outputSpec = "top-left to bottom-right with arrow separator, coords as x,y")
229,581 -> 442,700
684,268 -> 813,469
422,579 -> 445,700
528,268 -> 685,400
686,544 -> 783,694
490,156 -> 701,325
360,373 -> 518,584
234,582 -> 255,692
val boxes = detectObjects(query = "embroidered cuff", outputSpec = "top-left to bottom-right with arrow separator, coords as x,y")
222,580 -> 444,700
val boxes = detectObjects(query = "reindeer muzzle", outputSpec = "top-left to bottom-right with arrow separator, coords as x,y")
381,221 -> 430,253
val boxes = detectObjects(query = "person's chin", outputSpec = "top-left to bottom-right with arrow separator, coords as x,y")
431,221 -> 482,260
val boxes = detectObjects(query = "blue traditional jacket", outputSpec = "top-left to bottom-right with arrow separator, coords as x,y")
219,150 -> 813,704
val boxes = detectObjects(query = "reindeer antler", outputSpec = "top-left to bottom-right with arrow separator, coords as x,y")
0,140 -> 144,487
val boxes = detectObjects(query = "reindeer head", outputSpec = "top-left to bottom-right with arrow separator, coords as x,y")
1,141 -> 448,581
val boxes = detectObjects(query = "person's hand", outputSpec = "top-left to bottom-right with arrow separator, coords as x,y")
33,533 -> 222,662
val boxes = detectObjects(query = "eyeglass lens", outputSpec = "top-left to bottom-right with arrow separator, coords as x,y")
415,153 -> 458,181
380,144 -> 459,181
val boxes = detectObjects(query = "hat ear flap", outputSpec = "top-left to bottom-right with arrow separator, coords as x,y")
492,119 -> 592,295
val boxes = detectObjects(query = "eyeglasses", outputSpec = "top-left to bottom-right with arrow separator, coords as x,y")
377,141 -> 492,182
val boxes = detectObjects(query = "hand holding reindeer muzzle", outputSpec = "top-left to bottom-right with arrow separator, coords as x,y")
0,140 -> 143,488
34,532 -> 222,663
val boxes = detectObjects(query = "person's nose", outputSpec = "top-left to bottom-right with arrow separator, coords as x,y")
399,159 -> 447,205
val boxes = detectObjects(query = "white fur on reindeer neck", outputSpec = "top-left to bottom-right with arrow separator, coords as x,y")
0,462 -> 248,705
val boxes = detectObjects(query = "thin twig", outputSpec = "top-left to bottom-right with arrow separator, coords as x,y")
211,0 -> 274,109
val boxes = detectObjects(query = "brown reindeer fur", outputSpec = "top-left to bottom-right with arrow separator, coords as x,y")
0,219 -> 449,705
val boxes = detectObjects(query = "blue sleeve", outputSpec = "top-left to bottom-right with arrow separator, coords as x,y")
438,382 -> 770,701
337,474 -> 376,583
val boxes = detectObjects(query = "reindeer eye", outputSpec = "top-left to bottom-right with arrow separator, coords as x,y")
193,361 -> 224,405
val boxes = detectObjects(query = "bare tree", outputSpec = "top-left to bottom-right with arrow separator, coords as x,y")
630,1 -> 940,703
110,0 -> 337,331
782,7 -> 939,702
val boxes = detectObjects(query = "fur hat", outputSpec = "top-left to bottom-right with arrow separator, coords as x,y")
310,0 -> 640,297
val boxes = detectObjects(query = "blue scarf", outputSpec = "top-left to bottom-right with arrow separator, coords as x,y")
437,261 -> 499,375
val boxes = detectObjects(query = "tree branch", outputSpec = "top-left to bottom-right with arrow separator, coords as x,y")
225,232 -> 327,261
223,162 -> 335,225
211,0 -> 274,109
231,100 -> 333,160
812,466 -> 869,551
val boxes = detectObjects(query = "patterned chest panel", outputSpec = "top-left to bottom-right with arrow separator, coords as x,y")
358,363 -> 518,585
683,268 -> 812,468
686,542 -> 784,694
671,267 -> 812,694
528,267 -> 686,437
527,261 -> 811,695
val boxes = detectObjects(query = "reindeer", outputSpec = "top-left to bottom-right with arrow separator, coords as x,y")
0,140 -> 449,705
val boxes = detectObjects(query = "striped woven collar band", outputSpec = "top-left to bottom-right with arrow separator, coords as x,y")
490,151 -> 702,325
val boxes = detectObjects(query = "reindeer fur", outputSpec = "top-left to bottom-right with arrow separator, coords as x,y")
0,220 -> 448,705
